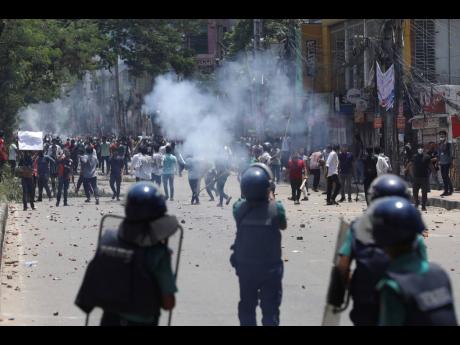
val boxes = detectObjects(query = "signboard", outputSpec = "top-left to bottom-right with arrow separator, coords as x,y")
18,131 -> 43,151
396,116 -> 406,129
411,117 -> 439,130
452,115 -> 460,138
374,117 -> 383,129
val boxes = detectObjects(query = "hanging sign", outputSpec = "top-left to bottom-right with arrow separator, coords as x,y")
396,116 -> 406,129
374,117 -> 383,129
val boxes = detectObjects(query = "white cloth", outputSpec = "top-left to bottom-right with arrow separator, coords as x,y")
131,153 -> 153,180
376,154 -> 391,176
258,152 -> 271,165
326,150 -> 339,177
8,143 -> 17,161
152,153 -> 163,176
376,62 -> 395,110
47,144 -> 62,157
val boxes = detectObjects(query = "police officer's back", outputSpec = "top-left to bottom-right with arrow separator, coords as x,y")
230,163 -> 287,326
336,174 -> 428,326
75,182 -> 178,326
369,197 -> 457,326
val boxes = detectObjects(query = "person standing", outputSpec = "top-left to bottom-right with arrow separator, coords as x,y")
376,147 -> 391,176
269,143 -> 281,184
162,145 -> 177,201
426,141 -> 442,191
438,130 -> 454,196
100,137 -> 111,175
287,152 -> 304,205
75,182 -> 178,326
18,151 -> 35,211
325,145 -> 341,205
109,147 -> 124,201
308,149 -> 323,192
80,146 -> 99,205
8,138 -> 18,176
363,148 -> 378,205
35,151 -> 53,202
0,131 -> 7,182
338,145 -> 354,202
410,145 -> 432,211
48,143 -> 59,197
230,163 -> 287,326
151,144 -> 163,187
56,150 -> 72,207
131,146 -> 153,182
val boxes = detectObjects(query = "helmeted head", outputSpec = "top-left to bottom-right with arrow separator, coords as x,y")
240,163 -> 273,201
368,174 -> 411,203
125,182 -> 167,222
368,196 -> 426,247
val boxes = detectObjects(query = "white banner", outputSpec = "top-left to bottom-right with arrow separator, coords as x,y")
18,131 -> 43,151
376,62 -> 395,111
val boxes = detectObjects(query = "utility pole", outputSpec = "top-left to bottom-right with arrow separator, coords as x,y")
393,19 -> 403,175
114,56 -> 123,135
253,19 -> 262,140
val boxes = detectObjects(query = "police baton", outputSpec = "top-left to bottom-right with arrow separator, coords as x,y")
167,224 -> 184,326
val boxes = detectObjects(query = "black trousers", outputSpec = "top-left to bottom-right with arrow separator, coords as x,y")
21,178 -> 35,209
100,312 -> 159,326
326,174 -> 341,203
189,178 -> 200,204
363,175 -> 377,205
310,169 -> 320,189
413,177 -> 429,207
37,175 -> 52,200
290,178 -> 302,201
440,164 -> 453,193
101,156 -> 110,174
56,177 -> 70,205
83,177 -> 99,200
110,174 -> 122,198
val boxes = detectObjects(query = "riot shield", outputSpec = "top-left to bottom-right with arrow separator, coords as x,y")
321,217 -> 350,326
84,214 -> 184,326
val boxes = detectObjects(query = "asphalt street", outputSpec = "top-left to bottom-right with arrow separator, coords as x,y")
1,173 -> 460,325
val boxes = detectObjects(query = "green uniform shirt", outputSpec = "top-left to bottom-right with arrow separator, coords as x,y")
119,244 -> 177,324
232,199 -> 286,227
376,252 -> 429,326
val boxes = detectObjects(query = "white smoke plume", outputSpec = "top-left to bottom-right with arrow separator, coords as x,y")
142,50 -> 326,161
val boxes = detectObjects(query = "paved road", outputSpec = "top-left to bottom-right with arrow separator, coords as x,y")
1,173 -> 460,325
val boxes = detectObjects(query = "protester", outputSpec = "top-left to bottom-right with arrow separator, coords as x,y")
151,144 -> 163,187
35,151 -> 53,202
438,130 -> 454,196
185,155 -> 202,205
55,150 -> 72,207
80,146 -> 99,205
376,147 -> 391,176
363,148 -> 378,205
411,144 -> 432,211
18,151 -> 35,211
162,145 -> 177,201
109,147 -> 124,201
325,144 -> 341,205
269,142 -> 281,184
0,131 -> 8,182
308,148 -> 323,192
100,136 -> 111,175
8,138 -> 18,176
215,153 -> 232,207
427,141 -> 442,191
338,145 -> 354,202
287,151 -> 304,205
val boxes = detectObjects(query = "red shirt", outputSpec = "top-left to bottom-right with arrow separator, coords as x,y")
0,139 -> 7,161
288,159 -> 304,180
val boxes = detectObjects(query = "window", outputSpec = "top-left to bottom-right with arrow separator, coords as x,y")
413,19 -> 436,83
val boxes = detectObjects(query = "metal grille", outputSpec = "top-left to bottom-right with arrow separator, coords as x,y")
414,19 -> 436,83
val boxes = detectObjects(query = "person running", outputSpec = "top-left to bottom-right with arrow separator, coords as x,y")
185,155 -> 202,205
162,145 -> 177,201
204,163 -> 218,201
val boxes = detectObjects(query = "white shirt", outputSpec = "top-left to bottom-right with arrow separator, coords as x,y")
152,153 -> 163,176
326,150 -> 339,177
258,152 -> 271,165
376,154 -> 390,176
131,153 -> 153,180
8,143 -> 17,161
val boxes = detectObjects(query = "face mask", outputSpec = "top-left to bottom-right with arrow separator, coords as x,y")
440,136 -> 446,141
417,148 -> 423,154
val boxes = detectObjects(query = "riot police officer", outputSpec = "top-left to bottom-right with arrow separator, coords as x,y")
230,163 -> 287,326
335,174 -> 427,326
369,197 -> 457,326
75,182 -> 178,326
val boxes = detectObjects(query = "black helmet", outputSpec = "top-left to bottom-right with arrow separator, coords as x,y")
369,196 -> 426,247
125,182 -> 166,222
262,142 -> 272,152
368,174 -> 411,202
240,163 -> 273,201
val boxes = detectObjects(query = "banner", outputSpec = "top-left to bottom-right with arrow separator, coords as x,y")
376,62 -> 395,111
18,131 -> 43,151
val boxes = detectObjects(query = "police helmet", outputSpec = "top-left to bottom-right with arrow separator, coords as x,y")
125,182 -> 167,222
262,142 -> 272,152
240,163 -> 273,201
368,174 -> 411,202
369,196 -> 426,247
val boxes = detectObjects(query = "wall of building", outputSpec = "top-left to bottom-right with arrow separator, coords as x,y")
435,19 -> 460,85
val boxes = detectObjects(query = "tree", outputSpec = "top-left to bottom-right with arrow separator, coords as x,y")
0,19 -> 106,140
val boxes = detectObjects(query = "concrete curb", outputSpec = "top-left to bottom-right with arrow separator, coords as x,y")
427,197 -> 460,211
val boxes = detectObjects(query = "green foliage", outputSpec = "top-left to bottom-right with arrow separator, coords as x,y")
0,169 -> 22,203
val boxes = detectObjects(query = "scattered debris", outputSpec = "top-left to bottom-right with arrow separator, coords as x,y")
53,312 -> 59,316
296,236 -> 303,240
